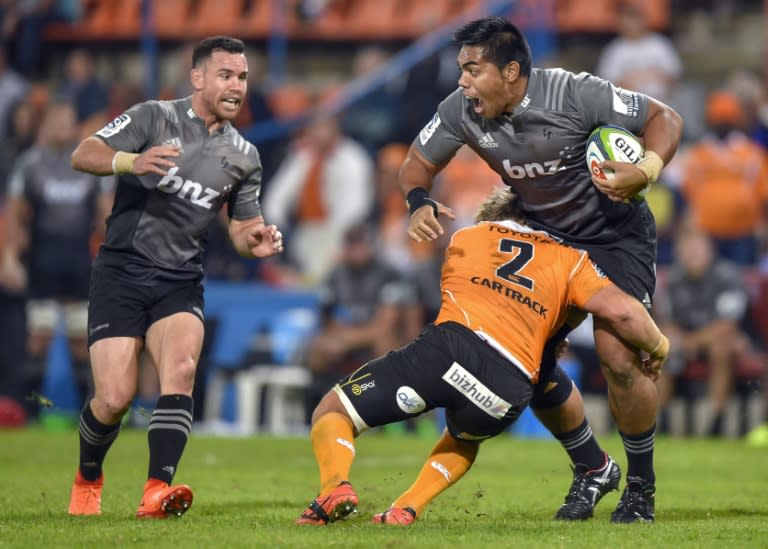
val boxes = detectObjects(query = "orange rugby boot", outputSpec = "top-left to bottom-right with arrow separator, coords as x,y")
371,506 -> 417,525
135,478 -> 193,519
68,470 -> 104,516
295,481 -> 359,525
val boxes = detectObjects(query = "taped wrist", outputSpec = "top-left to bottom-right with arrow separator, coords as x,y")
650,334 -> 668,357
636,150 -> 664,185
112,151 -> 139,175
406,187 -> 439,217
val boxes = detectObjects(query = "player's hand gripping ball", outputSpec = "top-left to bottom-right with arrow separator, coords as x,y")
586,125 -> 648,198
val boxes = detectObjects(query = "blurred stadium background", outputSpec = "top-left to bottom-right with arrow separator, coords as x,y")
0,0 -> 767,442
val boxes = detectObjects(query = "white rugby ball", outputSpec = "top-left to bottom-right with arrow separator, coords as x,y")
586,125 -> 648,197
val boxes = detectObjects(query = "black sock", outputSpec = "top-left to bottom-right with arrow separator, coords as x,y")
78,402 -> 121,481
620,425 -> 656,484
147,394 -> 193,485
554,418 -> 605,470
22,355 -> 48,420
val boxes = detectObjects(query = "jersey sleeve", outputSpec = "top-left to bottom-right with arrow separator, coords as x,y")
94,101 -> 157,153
413,88 -> 466,166
572,72 -> 650,135
227,145 -> 263,220
566,250 -> 613,309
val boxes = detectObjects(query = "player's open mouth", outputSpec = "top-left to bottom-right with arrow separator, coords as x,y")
222,98 -> 241,108
471,97 -> 485,114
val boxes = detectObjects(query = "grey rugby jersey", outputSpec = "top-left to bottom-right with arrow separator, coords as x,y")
93,97 -> 262,283
416,68 -> 651,245
9,144 -> 108,270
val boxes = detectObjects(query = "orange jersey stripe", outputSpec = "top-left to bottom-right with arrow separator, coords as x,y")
435,221 -> 611,382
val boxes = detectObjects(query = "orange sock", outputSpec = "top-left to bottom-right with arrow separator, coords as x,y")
312,412 -> 356,496
393,431 -> 479,516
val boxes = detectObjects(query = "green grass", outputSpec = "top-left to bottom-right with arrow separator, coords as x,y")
0,427 -> 766,548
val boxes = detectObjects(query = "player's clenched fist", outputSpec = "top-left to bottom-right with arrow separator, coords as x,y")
407,201 -> 455,242
247,224 -> 284,258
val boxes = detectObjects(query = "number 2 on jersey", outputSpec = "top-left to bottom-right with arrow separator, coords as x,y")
496,238 -> 534,290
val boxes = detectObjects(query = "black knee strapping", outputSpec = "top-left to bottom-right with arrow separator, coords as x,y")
530,365 -> 574,410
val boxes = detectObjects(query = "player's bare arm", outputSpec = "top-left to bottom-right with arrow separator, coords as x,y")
582,284 -> 670,381
228,216 -> 284,258
399,145 -> 455,242
0,195 -> 28,293
71,136 -> 180,177
593,98 -> 683,201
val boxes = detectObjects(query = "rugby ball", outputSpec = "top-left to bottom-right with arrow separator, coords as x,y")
586,125 -> 648,197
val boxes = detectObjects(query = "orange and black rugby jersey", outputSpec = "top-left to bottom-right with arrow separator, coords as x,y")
435,220 -> 611,383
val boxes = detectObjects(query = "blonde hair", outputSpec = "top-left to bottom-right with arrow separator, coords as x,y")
473,187 -> 525,223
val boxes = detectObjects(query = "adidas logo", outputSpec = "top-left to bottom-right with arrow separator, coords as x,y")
478,132 -> 498,148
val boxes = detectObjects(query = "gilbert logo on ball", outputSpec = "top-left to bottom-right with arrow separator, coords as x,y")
586,125 -> 648,198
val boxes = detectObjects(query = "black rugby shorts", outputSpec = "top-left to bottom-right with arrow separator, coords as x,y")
87,266 -> 204,347
576,205 -> 657,307
334,322 -> 533,441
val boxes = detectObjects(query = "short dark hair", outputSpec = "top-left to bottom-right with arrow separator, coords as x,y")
452,17 -> 532,77
192,36 -> 246,68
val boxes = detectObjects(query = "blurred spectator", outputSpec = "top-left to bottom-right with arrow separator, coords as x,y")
676,90 -> 768,265
371,142 -> 416,272
371,142 -> 453,325
0,48 -> 29,143
724,69 -> 768,150
263,108 -> 374,284
233,51 -> 280,182
1,0 -> 70,77
655,227 -> 754,436
393,43 -> 460,144
301,223 -> 419,421
0,99 -> 37,189
160,41 -> 196,100
595,2 -> 682,105
340,46 -> 403,156
55,48 -> 108,123
644,179 -> 683,266
105,79 -> 142,121
0,93 -> 38,412
1,101 -> 112,421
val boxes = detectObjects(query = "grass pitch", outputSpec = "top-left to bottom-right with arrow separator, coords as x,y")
0,427 -> 765,548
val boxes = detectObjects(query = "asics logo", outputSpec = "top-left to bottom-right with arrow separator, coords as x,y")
157,167 -> 221,209
336,437 -> 355,455
430,460 -> 452,482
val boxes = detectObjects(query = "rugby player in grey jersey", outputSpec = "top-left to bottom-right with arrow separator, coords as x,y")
66,36 -> 284,518
399,17 -> 682,523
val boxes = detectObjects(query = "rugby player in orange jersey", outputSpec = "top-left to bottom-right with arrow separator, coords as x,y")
295,187 -> 669,526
